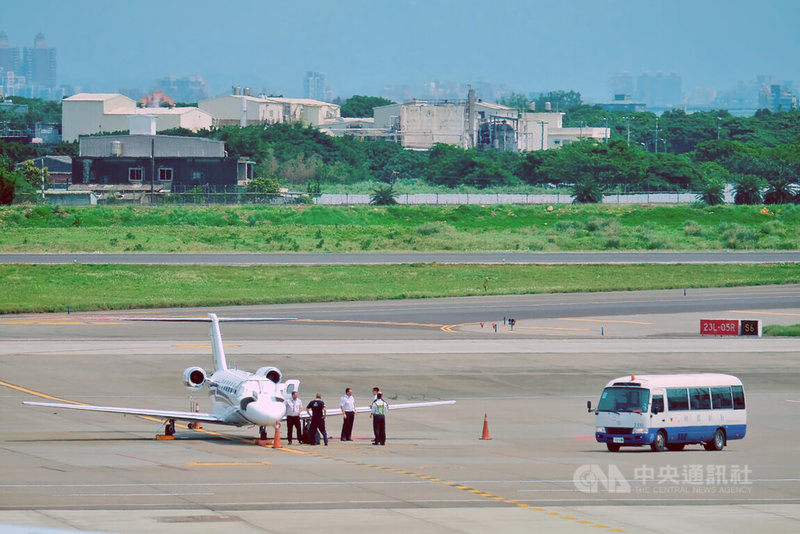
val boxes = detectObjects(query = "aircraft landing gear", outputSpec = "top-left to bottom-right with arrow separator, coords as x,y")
259,426 -> 268,440
165,419 -> 176,436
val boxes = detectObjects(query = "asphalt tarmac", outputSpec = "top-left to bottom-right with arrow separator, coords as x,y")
1,287 -> 799,533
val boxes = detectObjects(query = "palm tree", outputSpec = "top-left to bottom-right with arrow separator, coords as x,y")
369,184 -> 399,205
731,174 -> 764,205
764,176 -> 797,205
695,179 -> 725,205
571,177 -> 605,204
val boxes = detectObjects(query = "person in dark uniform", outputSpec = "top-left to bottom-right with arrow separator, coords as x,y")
306,393 -> 328,446
371,392 -> 388,445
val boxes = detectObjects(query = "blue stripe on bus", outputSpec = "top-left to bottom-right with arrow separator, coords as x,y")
596,424 -> 746,445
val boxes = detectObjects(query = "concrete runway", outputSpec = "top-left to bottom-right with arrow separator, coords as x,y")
1,287 -> 799,533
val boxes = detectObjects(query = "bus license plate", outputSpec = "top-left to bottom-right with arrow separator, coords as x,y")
613,437 -> 624,443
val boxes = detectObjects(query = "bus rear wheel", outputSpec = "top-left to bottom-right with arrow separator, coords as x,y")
606,443 -> 621,452
650,430 -> 667,452
704,428 -> 725,451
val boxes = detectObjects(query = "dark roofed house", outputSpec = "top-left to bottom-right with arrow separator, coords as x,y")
72,134 -> 242,200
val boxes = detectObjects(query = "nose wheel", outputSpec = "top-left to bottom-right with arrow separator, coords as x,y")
259,426 -> 268,440
165,419 -> 176,436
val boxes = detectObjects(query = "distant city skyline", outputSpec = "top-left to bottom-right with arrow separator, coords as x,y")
2,0 -> 799,109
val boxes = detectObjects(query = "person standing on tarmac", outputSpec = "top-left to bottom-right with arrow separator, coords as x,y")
340,388 -> 356,441
306,393 -> 328,446
371,392 -> 388,445
284,390 -> 303,445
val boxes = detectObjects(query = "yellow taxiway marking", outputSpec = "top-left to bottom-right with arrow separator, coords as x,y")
0,380 -> 85,405
188,461 -> 271,466
557,317 -> 653,325
728,310 -> 800,317
292,449 -> 625,532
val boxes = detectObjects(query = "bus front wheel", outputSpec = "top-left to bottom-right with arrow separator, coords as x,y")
704,428 -> 725,451
606,443 -> 621,452
650,430 -> 667,452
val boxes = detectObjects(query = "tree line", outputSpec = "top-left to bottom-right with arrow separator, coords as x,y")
1,94 -> 799,204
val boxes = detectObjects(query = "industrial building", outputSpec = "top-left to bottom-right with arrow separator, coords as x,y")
61,93 -> 213,142
373,91 -> 609,152
198,89 -> 340,128
373,92 -> 518,151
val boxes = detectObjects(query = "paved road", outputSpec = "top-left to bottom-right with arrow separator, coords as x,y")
2,251 -> 800,265
1,289 -> 799,533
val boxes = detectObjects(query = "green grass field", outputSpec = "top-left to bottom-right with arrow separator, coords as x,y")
2,263 -> 799,314
1,204 -> 798,252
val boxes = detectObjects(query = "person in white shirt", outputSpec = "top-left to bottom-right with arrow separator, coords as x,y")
284,390 -> 303,445
340,388 -> 356,441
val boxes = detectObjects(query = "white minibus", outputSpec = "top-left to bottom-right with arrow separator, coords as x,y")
588,374 -> 746,452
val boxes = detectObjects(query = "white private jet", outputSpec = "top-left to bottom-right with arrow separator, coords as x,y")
24,313 -> 455,441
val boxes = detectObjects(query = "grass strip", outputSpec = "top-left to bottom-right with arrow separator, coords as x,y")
764,324 -> 800,337
2,263 -> 799,314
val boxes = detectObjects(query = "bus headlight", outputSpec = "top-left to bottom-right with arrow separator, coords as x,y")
596,427 -> 605,433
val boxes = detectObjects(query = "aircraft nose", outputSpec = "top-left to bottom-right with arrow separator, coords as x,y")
245,399 -> 285,426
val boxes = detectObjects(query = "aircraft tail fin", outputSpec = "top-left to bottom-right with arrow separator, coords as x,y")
209,313 -> 228,371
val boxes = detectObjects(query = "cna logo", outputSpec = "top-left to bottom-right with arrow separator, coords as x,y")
573,464 -> 632,494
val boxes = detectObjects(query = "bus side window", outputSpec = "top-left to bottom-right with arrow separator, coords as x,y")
731,386 -> 746,410
711,386 -> 733,409
667,388 -> 689,411
689,387 -> 711,410
651,395 -> 664,414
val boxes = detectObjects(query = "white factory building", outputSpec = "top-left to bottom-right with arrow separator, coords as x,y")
61,93 -> 213,142
373,92 -> 609,152
198,89 -> 340,127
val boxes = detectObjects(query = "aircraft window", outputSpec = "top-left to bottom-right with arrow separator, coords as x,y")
666,388 -> 689,411
689,387 -> 711,410
731,386 -> 746,410
711,386 -> 733,409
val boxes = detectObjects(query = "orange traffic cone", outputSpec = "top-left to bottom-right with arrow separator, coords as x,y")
479,413 -> 491,440
272,422 -> 282,449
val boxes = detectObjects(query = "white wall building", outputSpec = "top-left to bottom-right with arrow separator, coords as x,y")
198,94 -> 284,127
198,93 -> 340,128
518,111 -> 609,151
62,93 -> 213,142
373,98 -> 517,150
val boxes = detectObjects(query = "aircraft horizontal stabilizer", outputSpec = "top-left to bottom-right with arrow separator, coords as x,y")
23,401 -> 227,425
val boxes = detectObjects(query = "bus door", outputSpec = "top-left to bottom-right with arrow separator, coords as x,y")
650,389 -> 666,430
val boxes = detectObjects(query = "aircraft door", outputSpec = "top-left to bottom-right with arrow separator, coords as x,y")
282,379 -> 300,398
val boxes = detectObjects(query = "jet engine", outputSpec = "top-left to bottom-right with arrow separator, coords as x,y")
183,366 -> 207,389
254,366 -> 282,383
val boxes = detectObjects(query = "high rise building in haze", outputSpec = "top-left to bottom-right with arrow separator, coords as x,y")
0,32 -> 57,98
635,72 -> 682,110
23,33 -> 56,96
304,71 -> 326,101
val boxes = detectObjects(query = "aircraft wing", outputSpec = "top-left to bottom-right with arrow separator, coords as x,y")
23,401 -> 228,425
298,400 -> 456,419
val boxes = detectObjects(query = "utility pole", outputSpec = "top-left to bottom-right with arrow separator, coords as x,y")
653,117 -> 659,154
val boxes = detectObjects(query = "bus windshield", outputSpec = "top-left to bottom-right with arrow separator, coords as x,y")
597,387 -> 650,413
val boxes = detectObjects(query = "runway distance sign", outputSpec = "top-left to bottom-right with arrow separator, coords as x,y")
700,319 -> 740,336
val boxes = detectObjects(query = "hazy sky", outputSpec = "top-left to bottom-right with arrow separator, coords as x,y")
3,0 -> 799,101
